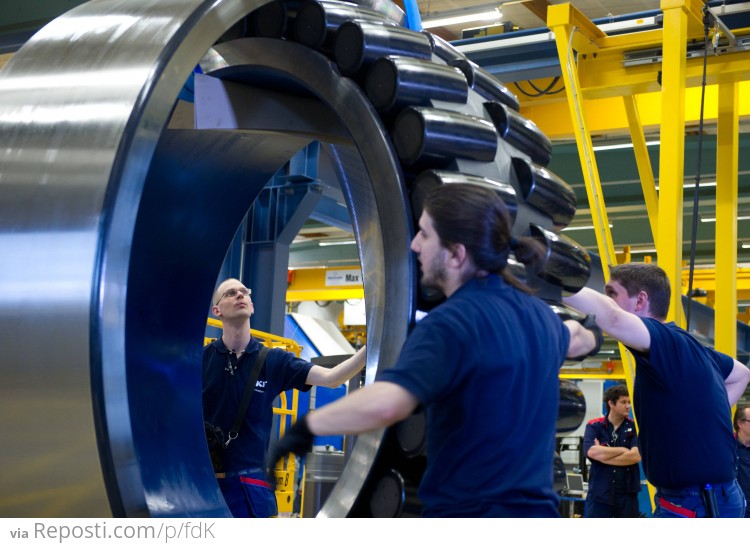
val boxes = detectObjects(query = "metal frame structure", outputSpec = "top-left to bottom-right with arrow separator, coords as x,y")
547,0 -> 748,505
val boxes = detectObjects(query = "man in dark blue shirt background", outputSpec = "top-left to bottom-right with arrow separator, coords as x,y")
734,404 -> 750,517
583,384 -> 641,517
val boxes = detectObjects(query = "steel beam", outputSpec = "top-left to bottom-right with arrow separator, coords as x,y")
623,95 -> 659,241
548,4 -> 617,269
548,2 -> 638,417
658,0 -> 690,325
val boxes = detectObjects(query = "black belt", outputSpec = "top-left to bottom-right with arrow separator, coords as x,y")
657,480 -> 734,496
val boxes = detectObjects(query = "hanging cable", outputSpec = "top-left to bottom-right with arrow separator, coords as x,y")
685,3 -> 712,331
513,76 -> 565,98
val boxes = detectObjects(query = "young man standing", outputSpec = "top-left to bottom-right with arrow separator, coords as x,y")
203,278 -> 366,517
565,263 -> 750,517
583,384 -> 641,517
268,183 -> 602,517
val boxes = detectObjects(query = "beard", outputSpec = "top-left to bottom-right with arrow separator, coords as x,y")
419,254 -> 447,292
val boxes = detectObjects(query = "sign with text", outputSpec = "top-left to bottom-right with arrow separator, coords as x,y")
325,268 -> 362,287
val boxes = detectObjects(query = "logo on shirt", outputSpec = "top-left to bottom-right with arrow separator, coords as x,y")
255,380 -> 267,392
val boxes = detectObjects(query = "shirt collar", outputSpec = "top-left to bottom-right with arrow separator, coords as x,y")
214,336 -> 258,355
453,273 -> 507,297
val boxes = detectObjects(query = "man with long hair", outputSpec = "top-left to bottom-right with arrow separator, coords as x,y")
268,183 -> 601,517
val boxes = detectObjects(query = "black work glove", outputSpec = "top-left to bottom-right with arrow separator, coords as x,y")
550,300 -> 604,361
575,313 -> 604,360
266,416 -> 315,482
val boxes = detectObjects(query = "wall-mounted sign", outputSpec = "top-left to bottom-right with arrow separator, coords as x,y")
325,268 -> 362,286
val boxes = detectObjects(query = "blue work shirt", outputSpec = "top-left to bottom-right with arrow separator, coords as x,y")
202,337 -> 312,472
629,319 -> 735,489
379,274 -> 571,517
736,435 -> 750,517
583,416 -> 641,504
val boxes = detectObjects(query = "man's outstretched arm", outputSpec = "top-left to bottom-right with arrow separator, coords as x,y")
306,345 -> 367,388
267,381 -> 419,469
564,288 -> 651,353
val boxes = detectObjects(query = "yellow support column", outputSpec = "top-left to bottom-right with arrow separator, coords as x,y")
548,4 -> 617,269
658,0 -> 695,325
714,80 -> 739,357
548,3 -> 636,459
623,96 -> 659,242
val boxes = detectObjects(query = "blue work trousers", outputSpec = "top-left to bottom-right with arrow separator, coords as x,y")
653,479 -> 746,518
217,468 -> 278,518
584,493 -> 639,518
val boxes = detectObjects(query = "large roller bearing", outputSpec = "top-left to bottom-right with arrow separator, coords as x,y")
0,0 -> 588,517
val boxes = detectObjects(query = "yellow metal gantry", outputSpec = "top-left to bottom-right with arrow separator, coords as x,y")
547,0 -> 746,373
547,0 -> 746,506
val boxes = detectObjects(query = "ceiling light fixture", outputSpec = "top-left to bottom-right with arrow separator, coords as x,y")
700,215 -> 750,223
627,247 -> 657,254
564,223 -> 613,231
654,180 -> 718,190
421,7 -> 502,29
318,239 -> 357,247
592,140 -> 660,151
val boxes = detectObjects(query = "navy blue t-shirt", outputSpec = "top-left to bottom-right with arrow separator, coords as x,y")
202,337 -> 312,472
583,416 -> 641,503
736,436 -> 750,517
630,319 -> 735,488
379,274 -> 570,517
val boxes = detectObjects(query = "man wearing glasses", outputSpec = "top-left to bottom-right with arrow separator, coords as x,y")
203,278 -> 366,517
735,405 -> 750,517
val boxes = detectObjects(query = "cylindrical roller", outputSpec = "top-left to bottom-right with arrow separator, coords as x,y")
448,58 -> 519,112
512,157 -> 576,229
395,411 -> 426,458
334,20 -> 432,76
365,56 -> 468,113
294,0 -> 394,50
409,169 -> 517,226
423,31 -> 464,65
368,469 -> 406,517
391,107 -> 498,167
529,224 -> 592,294
248,0 -> 295,38
557,379 -> 586,433
545,299 -> 588,323
485,101 -> 552,167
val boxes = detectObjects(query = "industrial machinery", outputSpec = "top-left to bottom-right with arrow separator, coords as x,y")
0,0 -> 589,517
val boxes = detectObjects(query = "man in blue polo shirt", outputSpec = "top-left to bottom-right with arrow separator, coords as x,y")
203,278 -> 366,517
267,183 -> 602,517
583,384 -> 641,517
565,263 -> 750,517
734,404 -> 750,517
